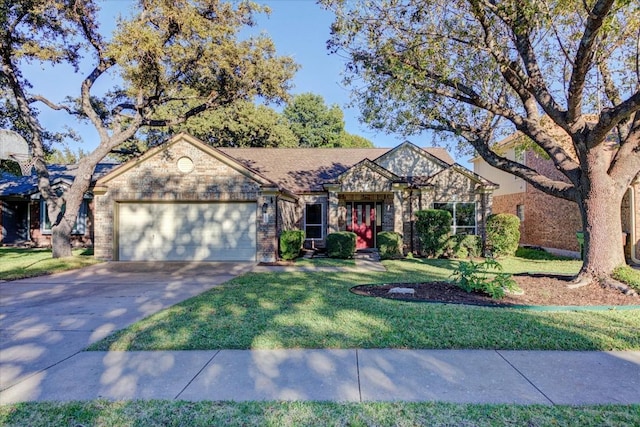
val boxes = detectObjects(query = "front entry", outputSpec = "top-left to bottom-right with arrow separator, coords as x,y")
346,202 -> 382,249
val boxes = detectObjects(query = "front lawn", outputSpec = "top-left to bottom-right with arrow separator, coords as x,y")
1,401 -> 639,427
0,247 -> 101,281
90,257 -> 640,352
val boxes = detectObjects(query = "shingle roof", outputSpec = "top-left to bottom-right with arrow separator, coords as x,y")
0,163 -> 118,197
219,147 -> 454,193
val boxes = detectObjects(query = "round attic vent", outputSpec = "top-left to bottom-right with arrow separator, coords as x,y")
177,156 -> 194,173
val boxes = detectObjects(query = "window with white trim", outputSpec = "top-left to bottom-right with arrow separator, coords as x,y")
41,199 -> 88,235
433,202 -> 477,235
304,203 -> 324,240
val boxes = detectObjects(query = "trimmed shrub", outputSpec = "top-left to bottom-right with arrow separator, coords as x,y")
377,231 -> 403,259
326,232 -> 356,259
446,234 -> 482,259
279,230 -> 305,260
486,213 -> 520,257
415,209 -> 452,258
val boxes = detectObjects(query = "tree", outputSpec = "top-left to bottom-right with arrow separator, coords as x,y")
143,100 -> 299,149
284,92 -> 358,147
325,0 -> 640,287
46,147 -> 89,164
1,0 -> 297,257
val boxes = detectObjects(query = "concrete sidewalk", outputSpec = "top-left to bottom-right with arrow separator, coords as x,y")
1,349 -> 638,405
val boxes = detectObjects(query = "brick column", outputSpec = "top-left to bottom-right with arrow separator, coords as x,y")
257,189 -> 278,263
325,185 -> 340,234
392,183 -> 408,235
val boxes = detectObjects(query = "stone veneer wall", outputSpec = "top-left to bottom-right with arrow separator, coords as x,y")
94,140 -> 270,261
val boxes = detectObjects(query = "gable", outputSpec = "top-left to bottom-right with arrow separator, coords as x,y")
375,142 -> 447,178
335,160 -> 401,193
95,133 -> 274,197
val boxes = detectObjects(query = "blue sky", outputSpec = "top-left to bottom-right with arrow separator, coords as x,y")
26,0 -> 463,161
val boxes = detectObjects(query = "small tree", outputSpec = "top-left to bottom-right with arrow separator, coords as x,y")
486,214 -> 521,257
415,209 -> 451,258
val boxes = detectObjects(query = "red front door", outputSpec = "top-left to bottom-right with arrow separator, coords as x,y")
347,202 -> 376,249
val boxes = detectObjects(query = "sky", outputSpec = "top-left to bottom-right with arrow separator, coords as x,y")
24,0 -> 464,162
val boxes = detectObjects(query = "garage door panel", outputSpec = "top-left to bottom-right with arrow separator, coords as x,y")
118,202 -> 256,261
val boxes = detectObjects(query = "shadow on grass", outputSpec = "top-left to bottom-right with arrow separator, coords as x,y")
89,261 -> 640,352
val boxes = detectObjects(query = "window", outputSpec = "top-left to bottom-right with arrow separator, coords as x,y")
433,202 -> 477,234
304,203 -> 323,239
41,199 -> 88,235
516,204 -> 525,222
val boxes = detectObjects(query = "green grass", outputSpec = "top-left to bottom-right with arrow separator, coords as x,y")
295,257 -> 356,267
90,257 -> 640,352
613,265 -> 640,292
1,401 -> 638,426
0,247 -> 101,280
515,246 -> 575,261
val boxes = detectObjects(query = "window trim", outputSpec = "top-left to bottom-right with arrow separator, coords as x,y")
41,199 -> 88,235
304,202 -> 325,240
432,201 -> 477,235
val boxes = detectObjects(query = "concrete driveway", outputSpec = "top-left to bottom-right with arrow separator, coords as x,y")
0,262 -> 254,392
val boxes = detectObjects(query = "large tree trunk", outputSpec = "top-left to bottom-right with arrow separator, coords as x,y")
51,223 -> 73,258
574,161 -> 627,287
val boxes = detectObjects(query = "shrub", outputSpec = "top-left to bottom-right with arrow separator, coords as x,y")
326,232 -> 356,259
486,213 -> 520,257
279,230 -> 305,260
415,209 -> 452,258
450,258 -> 520,299
377,231 -> 403,259
446,234 -> 482,259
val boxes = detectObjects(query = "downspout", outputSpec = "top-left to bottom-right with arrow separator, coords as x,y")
629,187 -> 640,265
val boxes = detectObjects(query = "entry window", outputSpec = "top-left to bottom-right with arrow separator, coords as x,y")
433,202 -> 476,235
41,199 -> 88,235
516,204 -> 525,222
304,203 -> 324,239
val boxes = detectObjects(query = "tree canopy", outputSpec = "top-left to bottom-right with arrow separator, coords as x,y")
325,0 -> 640,285
1,0 -> 298,257
283,92 -> 374,147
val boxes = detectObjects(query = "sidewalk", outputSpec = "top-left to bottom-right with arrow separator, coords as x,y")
1,349 -> 639,405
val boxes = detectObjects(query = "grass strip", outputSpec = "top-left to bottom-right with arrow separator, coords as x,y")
1,401 -> 639,427
0,247 -> 100,281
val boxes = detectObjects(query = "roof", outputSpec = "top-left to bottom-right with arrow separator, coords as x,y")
219,146 -> 454,193
0,163 -> 118,197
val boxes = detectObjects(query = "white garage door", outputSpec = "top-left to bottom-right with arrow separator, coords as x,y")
117,202 -> 256,261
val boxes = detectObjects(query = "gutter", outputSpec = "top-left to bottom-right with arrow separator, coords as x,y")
629,186 -> 640,265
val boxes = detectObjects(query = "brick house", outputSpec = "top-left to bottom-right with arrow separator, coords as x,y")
89,133 -> 497,262
472,133 -> 640,264
0,133 -> 497,260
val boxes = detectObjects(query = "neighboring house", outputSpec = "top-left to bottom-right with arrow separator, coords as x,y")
472,133 -> 640,264
91,133 -> 497,262
0,163 -> 117,247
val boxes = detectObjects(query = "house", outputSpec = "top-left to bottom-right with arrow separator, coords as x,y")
0,163 -> 117,247
90,133 -> 497,262
472,133 -> 640,264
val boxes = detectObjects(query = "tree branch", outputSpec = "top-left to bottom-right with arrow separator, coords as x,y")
566,0 -> 615,122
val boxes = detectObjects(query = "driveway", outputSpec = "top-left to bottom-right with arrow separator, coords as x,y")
0,262 -> 254,392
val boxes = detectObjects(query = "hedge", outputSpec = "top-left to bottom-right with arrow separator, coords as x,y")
486,213 -> 520,257
326,232 -> 356,258
415,209 -> 452,258
377,231 -> 403,259
279,230 -> 305,260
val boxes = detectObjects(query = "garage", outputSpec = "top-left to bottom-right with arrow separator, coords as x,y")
117,202 -> 257,261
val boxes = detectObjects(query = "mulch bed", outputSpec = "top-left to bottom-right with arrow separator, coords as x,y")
351,274 -> 640,307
